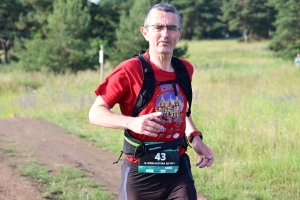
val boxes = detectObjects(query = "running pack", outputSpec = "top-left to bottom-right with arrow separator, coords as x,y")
114,52 -> 193,164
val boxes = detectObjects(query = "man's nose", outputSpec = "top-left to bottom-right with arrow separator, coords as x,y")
160,27 -> 170,36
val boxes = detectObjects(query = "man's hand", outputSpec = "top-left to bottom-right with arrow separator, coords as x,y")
191,137 -> 214,168
128,112 -> 165,137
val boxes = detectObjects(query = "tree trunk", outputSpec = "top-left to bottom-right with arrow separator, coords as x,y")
0,38 -> 10,64
243,29 -> 248,44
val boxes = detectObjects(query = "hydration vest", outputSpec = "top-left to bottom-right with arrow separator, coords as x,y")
131,53 -> 193,118
113,53 -> 193,163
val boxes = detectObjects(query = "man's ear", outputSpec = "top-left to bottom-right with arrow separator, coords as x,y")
177,30 -> 183,41
140,27 -> 148,41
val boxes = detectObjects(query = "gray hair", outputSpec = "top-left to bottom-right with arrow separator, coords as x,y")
144,3 -> 182,29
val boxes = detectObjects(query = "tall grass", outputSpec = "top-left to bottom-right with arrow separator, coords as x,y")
1,40 -> 299,199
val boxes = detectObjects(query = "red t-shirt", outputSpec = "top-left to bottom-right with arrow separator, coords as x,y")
95,51 -> 194,163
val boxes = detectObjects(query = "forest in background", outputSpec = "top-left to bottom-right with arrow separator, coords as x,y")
1,39 -> 299,199
0,0 -> 299,73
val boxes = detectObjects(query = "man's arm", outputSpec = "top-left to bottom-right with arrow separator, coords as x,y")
185,115 -> 197,134
89,95 -> 132,130
185,115 -> 214,168
88,95 -> 164,137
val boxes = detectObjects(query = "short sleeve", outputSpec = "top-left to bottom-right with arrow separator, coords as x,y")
95,58 -> 143,110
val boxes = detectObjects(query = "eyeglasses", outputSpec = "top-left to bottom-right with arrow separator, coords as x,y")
145,24 -> 181,33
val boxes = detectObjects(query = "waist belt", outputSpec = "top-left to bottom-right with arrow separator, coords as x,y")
122,129 -> 188,158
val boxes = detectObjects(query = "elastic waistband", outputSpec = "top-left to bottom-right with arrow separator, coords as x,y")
123,158 -> 139,170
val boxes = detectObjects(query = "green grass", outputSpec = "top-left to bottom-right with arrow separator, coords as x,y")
19,161 -> 113,200
186,40 -> 300,199
1,39 -> 300,199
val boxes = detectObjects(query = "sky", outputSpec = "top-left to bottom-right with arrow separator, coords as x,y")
88,0 -> 100,4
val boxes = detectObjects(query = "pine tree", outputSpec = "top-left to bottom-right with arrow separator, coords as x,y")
268,0 -> 300,59
220,0 -> 275,42
88,0 -> 134,62
0,0 -> 24,64
16,0 -> 95,73
170,0 -> 226,40
110,0 -> 154,66
16,0 -> 53,39
88,0 -> 128,44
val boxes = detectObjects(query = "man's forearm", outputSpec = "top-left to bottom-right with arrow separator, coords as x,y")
185,116 -> 197,136
89,106 -> 132,130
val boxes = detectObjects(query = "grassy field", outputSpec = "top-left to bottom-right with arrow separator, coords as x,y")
1,39 -> 300,199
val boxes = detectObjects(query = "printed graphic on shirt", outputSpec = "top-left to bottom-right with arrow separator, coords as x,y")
154,83 -> 185,131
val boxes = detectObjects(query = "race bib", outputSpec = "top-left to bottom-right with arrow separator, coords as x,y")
138,142 -> 179,174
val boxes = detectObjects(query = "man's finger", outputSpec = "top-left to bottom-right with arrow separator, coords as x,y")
143,130 -> 158,138
147,112 -> 163,119
207,158 -> 214,167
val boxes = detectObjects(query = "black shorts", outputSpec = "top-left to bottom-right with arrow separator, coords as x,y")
118,153 -> 197,200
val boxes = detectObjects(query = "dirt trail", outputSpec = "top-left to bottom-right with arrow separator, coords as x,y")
0,117 -> 120,199
0,117 -> 208,200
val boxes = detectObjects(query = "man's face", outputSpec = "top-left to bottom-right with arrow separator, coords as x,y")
141,10 -> 182,55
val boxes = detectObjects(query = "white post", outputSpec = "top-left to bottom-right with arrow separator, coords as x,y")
99,45 -> 104,83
